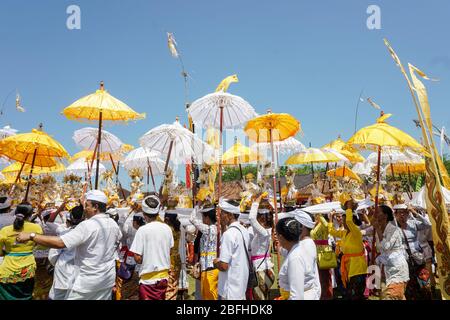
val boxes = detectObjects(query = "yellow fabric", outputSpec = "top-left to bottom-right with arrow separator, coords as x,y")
326,166 -> 362,183
0,129 -> 68,167
322,138 -> 365,163
222,140 -> 265,165
386,162 -> 425,175
200,252 -> 217,257
407,62 -> 450,299
244,113 -> 300,143
279,288 -> 290,300
215,74 -> 239,93
71,150 -> 123,163
347,114 -> 426,154
2,161 -> 65,176
140,269 -> 169,281
62,84 -> 145,122
0,222 -> 43,283
328,209 -> 367,281
201,268 -> 219,300
285,148 -> 342,165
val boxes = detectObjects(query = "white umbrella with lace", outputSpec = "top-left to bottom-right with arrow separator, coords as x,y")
66,157 -> 106,177
122,147 -> 165,192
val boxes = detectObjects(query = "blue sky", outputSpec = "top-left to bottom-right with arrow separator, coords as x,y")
0,0 -> 449,186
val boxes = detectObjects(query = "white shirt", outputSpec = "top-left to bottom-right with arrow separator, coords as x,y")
375,222 -> 410,286
48,224 -> 76,290
279,239 -> 321,300
60,213 -> 122,293
130,220 -> 174,285
218,221 -> 250,300
249,202 -> 273,271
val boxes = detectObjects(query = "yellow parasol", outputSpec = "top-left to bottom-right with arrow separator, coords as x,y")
285,148 -> 344,165
245,112 -> 301,143
386,162 -> 425,175
244,110 -> 300,273
322,137 -> 365,163
62,81 -> 145,189
0,125 -> 69,200
326,166 -> 362,183
347,111 -> 426,264
2,161 -> 66,177
222,139 -> 266,166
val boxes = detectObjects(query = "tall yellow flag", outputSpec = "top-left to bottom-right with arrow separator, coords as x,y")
384,38 -> 450,299
407,63 -> 450,300
409,64 -> 450,189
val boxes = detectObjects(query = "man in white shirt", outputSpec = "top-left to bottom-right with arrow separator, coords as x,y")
213,198 -> 250,300
130,195 -> 174,300
16,190 -> 122,300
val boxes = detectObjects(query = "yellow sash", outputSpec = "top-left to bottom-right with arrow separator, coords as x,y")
140,269 -> 169,281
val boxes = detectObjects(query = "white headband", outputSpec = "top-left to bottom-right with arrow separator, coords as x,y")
393,204 -> 408,210
293,209 -> 315,229
218,197 -> 241,215
142,195 -> 161,215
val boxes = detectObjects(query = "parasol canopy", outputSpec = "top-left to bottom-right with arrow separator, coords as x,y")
386,162 -> 426,175
251,136 -> 306,155
221,140 -> 266,165
0,125 -> 18,139
73,127 -> 123,154
188,92 -> 257,129
139,118 -> 213,165
244,112 -> 300,143
62,82 -> 145,123
2,161 -> 66,176
409,185 -> 450,209
347,113 -> 426,154
122,147 -> 165,175
322,137 -> 365,163
0,128 -> 68,167
66,158 -> 106,177
326,166 -> 362,183
285,147 -> 348,165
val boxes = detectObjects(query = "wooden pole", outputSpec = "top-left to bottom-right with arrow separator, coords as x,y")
9,156 -> 28,196
95,111 -> 103,189
159,140 -> 174,197
216,105 -> 224,253
24,148 -> 37,202
371,145 -> 382,265
110,154 -> 126,200
269,128 -> 282,277
147,157 -> 156,192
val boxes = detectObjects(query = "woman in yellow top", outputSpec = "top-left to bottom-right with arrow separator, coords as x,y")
0,203 -> 43,300
311,214 -> 334,300
328,200 -> 367,300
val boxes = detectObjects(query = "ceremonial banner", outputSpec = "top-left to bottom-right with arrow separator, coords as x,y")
408,63 -> 450,300
384,39 -> 450,299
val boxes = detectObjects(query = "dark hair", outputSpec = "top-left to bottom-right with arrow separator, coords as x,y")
68,204 -> 84,226
143,196 -> 160,217
284,206 -> 297,213
258,211 -> 274,228
89,200 -> 107,213
0,196 -> 11,213
13,204 -> 34,231
379,205 -> 394,222
165,213 -> 180,232
276,217 -> 301,242
343,212 -> 363,227
201,207 -> 217,224
133,215 -> 145,227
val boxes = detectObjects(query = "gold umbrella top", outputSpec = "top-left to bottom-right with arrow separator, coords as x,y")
244,110 -> 301,143
322,137 -> 365,163
347,113 -> 426,154
2,161 -> 66,176
222,139 -> 266,165
0,127 -> 69,167
62,81 -> 146,123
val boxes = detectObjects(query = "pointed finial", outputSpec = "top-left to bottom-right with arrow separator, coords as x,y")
100,81 -> 105,90
267,108 -> 272,114
38,123 -> 43,131
175,116 -> 179,122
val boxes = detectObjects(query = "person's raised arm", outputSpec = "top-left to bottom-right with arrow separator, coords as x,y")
249,197 -> 269,236
189,207 -> 210,234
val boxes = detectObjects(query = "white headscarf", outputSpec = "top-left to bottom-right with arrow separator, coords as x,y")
218,197 -> 240,215
293,209 -> 315,229
142,195 -> 161,215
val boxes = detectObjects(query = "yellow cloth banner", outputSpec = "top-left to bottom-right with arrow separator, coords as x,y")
408,63 -> 450,300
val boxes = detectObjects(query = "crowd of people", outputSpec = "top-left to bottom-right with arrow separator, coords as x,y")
0,188 -> 440,300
